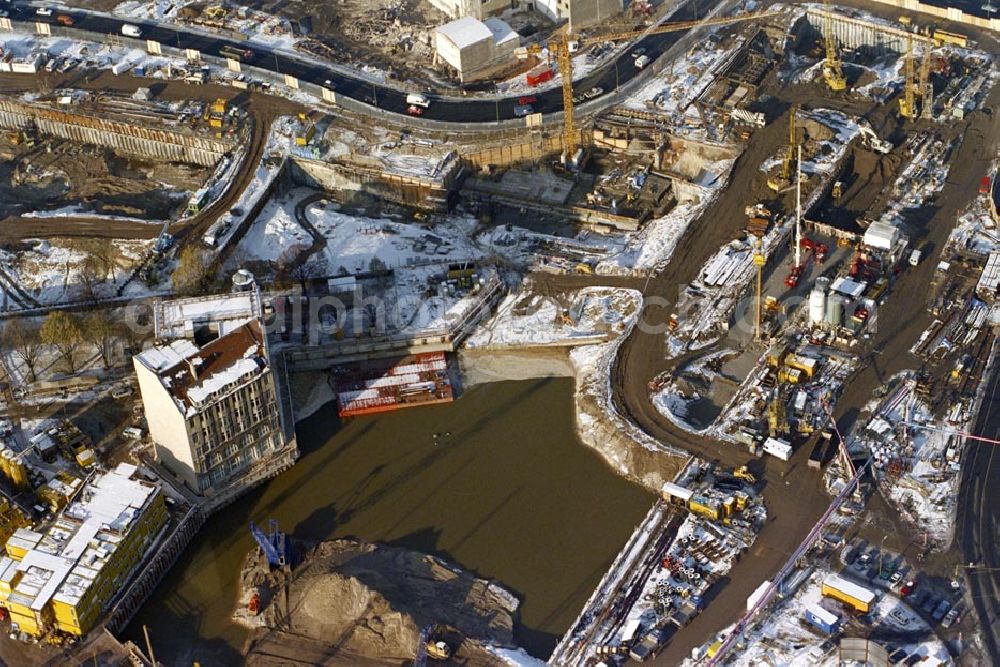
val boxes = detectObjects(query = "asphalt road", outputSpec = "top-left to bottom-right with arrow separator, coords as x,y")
957,358 -> 1000,663
10,0 -> 718,123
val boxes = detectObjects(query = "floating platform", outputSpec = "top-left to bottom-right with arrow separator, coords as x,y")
333,352 -> 453,417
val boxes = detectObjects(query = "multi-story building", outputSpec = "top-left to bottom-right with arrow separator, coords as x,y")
134,319 -> 286,494
0,463 -> 167,638
534,0 -> 623,30
435,17 -> 520,82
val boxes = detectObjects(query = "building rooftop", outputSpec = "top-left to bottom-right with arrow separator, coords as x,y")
484,18 -> 519,47
154,291 -> 262,340
437,16 -> 494,50
5,463 -> 160,612
138,320 -> 268,411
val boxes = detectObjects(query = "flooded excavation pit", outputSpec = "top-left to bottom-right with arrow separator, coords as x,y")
126,378 -> 654,664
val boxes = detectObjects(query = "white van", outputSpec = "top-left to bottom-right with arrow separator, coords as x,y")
406,93 -> 430,108
121,24 -> 142,38
634,54 -> 651,69
909,249 -> 922,266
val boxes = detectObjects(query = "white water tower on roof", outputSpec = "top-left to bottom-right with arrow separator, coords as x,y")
232,268 -> 255,292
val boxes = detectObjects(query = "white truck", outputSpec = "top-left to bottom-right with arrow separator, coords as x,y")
406,92 -> 430,108
634,54 -> 651,69
763,437 -> 792,461
121,24 -> 142,38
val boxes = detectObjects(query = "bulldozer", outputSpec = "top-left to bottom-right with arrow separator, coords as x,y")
733,466 -> 757,484
426,640 -> 452,660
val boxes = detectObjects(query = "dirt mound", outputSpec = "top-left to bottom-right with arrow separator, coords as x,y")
241,538 -> 521,664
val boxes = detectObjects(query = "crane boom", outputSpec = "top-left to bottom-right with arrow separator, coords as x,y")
555,10 -> 780,160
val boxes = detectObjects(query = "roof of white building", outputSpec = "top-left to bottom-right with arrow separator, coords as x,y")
484,18 -> 518,47
155,291 -> 261,340
138,319 -> 269,411
436,16 -> 493,49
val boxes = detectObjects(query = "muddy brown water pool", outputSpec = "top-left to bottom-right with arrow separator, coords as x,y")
125,378 -> 654,664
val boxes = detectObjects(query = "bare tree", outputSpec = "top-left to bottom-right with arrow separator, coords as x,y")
40,311 -> 84,373
172,245 -> 209,295
2,319 -> 42,382
83,311 -> 118,369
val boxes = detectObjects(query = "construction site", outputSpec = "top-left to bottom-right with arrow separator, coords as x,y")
0,0 -> 997,664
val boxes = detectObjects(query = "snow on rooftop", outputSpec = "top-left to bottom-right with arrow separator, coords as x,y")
186,356 -> 261,405
484,18 -> 518,47
10,465 -> 157,611
823,573 -> 875,603
158,293 -> 258,332
136,338 -> 200,372
437,16 -> 494,49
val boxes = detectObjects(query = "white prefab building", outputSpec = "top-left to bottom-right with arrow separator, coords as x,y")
427,0 -> 511,20
134,319 -> 286,493
534,0 -> 624,30
863,220 -> 900,251
435,16 -> 520,82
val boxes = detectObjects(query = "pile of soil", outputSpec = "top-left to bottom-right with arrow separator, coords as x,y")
240,538 -> 523,665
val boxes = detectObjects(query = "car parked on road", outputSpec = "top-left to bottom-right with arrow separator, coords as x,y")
941,607 -> 960,628
584,86 -> 604,99
517,95 -> 537,105
36,7 -> 53,15
513,104 -> 534,117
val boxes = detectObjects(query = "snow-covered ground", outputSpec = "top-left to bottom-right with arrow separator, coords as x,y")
0,239 -> 152,307
113,0 -> 296,47
597,182 -> 728,275
465,287 -> 640,349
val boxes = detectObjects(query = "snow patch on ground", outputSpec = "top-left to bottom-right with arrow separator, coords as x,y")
465,287 -> 639,349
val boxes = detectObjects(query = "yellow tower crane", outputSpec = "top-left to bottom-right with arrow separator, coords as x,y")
899,35 -> 917,119
533,10 -> 780,163
821,0 -> 847,91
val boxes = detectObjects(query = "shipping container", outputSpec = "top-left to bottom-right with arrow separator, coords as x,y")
660,481 -> 693,505
804,603 -> 840,634
821,574 -> 875,613
526,66 -> 554,86
933,29 -> 967,47
763,438 -> 792,461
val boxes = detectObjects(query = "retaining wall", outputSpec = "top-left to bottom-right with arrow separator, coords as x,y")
0,98 -> 234,165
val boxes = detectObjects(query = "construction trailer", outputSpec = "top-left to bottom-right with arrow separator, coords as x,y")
821,573 -> 875,613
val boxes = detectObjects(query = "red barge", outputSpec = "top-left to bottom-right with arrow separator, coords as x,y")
333,352 -> 454,417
